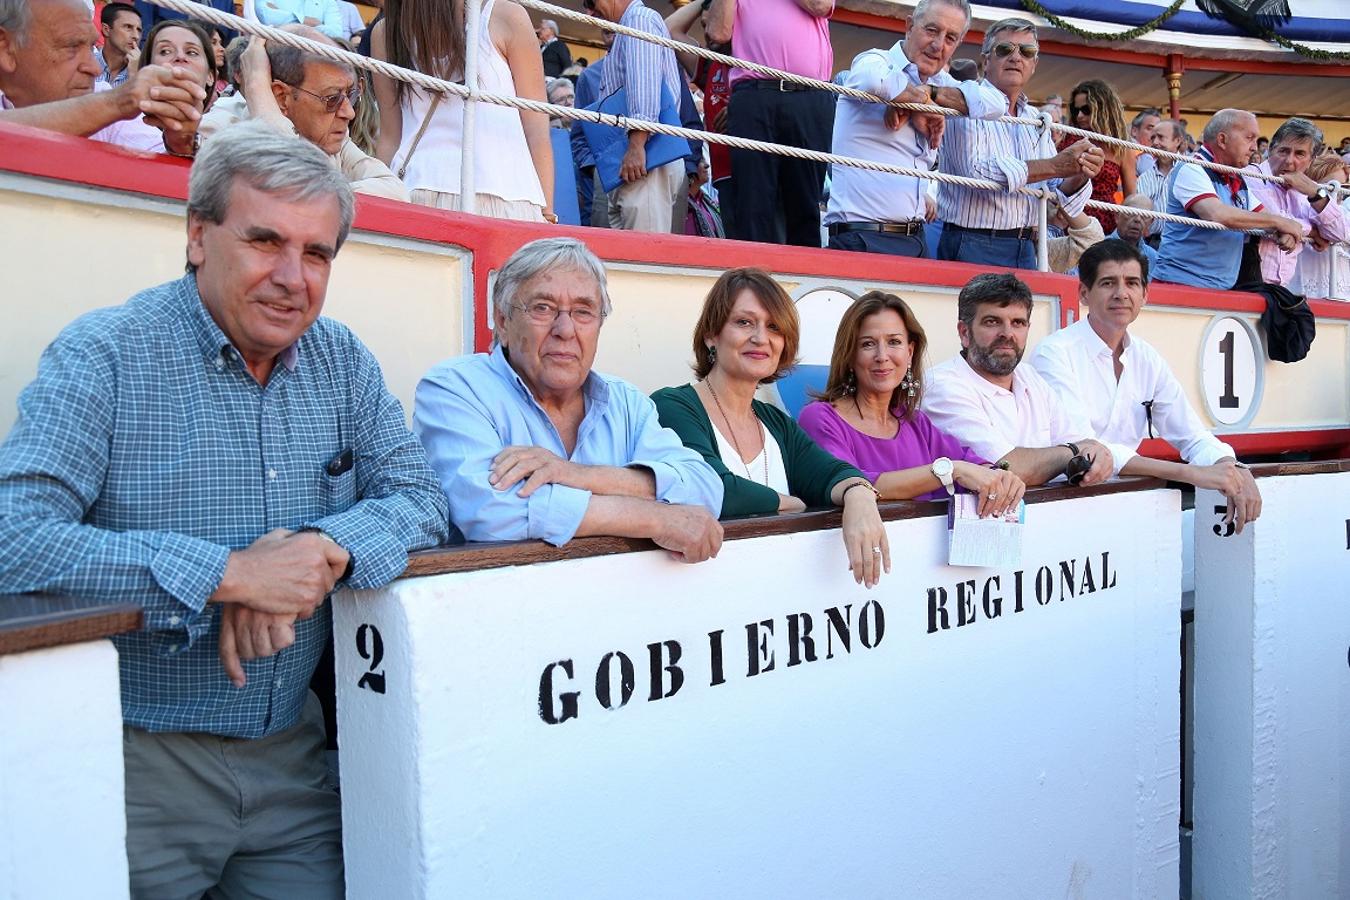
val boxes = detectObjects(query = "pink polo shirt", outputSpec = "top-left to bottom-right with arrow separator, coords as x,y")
729,0 -> 834,85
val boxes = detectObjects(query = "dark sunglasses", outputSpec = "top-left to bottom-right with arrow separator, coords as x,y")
991,42 -> 1038,60
292,84 -> 361,114
1070,103 -> 1092,117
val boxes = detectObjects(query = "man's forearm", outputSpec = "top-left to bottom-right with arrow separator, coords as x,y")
571,464 -> 658,499
1119,455 -> 1197,484
0,90 -> 129,137
573,494 -> 666,540
1002,446 -> 1071,486
931,86 -> 969,115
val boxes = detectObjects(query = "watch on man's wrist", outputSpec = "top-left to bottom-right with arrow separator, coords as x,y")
927,83 -> 939,105
1312,186 -> 1331,202
931,456 -> 955,496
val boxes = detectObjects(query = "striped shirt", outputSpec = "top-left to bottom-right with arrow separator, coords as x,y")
937,82 -> 1090,230
1136,160 -> 1175,236
0,275 -> 450,737
598,0 -> 681,125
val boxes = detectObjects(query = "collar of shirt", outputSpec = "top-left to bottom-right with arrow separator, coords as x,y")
1078,315 -> 1133,359
0,88 -> 11,110
887,40 -> 922,85
489,343 -> 611,418
182,274 -> 300,374
979,81 -> 1029,116
955,351 -> 1033,401
618,0 -> 648,27
1197,144 -> 1246,199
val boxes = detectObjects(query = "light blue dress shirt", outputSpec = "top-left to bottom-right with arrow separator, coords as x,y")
414,347 -> 723,546
826,41 -> 1008,226
254,0 -> 346,40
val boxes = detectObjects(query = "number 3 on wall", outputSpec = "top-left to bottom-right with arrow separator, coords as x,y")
1199,315 -> 1263,429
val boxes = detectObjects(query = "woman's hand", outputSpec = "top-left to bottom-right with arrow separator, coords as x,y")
953,462 -> 1026,518
840,483 -> 889,588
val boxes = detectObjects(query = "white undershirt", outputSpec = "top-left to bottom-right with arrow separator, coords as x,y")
710,418 -> 790,495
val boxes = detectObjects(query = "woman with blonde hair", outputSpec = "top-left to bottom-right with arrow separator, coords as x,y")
1062,79 -> 1135,234
371,0 -> 555,221
799,292 -> 1024,514
652,269 -> 891,588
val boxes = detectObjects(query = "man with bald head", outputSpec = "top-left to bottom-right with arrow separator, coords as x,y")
1137,117 -> 1183,245
203,27 -> 408,200
1153,108 -> 1304,290
0,0 -> 204,152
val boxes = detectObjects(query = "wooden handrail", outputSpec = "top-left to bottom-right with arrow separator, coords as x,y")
0,594 -> 142,657
401,475 -> 1168,579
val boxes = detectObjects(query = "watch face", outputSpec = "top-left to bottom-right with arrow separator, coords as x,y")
933,457 -> 953,477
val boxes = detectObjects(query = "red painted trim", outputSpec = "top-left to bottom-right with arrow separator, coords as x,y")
1141,429 -> 1350,460
1183,192 -> 1218,211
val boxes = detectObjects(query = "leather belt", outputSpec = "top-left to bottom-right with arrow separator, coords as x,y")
828,221 -> 926,237
733,78 -> 821,93
945,222 -> 1039,241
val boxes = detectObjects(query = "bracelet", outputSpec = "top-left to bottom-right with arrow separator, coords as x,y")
1059,442 -> 1081,456
542,211 -> 559,224
841,479 -> 879,502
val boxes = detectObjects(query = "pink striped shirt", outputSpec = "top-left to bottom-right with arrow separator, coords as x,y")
729,0 -> 834,86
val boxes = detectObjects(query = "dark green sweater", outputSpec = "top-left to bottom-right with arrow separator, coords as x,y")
651,383 -> 863,519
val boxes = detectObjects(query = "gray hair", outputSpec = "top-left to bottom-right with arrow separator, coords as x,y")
1271,117 -> 1323,151
1202,108 -> 1253,145
912,0 -> 972,29
0,0 -> 32,47
266,25 -> 347,88
540,18 -> 559,32
1131,108 -> 1161,129
493,237 -> 611,325
1122,193 -> 1153,210
1154,118 -> 1184,144
981,17 -> 1037,54
187,121 -> 355,263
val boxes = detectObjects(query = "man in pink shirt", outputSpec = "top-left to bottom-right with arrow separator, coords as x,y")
1246,117 -> 1346,288
705,0 -> 834,247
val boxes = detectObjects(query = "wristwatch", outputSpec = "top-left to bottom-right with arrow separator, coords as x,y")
927,83 -> 939,105
1312,186 -> 1331,203
296,526 -> 355,583
931,457 -> 955,496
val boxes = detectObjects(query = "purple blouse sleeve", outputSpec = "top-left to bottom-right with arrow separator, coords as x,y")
798,402 -> 882,483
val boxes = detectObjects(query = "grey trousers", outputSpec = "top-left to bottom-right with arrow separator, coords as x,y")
123,693 -> 344,900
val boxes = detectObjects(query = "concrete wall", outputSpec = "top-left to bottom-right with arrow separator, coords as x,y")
333,488 -> 1182,899
0,640 -> 129,899
1192,469 -> 1350,899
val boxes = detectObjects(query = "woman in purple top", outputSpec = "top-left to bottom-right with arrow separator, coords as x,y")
798,291 -> 1026,516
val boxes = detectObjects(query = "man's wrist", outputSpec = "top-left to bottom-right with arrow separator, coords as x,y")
296,526 -> 355,581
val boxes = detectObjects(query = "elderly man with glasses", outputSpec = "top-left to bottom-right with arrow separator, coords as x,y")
203,27 -> 408,201
414,237 -> 725,561
936,16 -> 1103,269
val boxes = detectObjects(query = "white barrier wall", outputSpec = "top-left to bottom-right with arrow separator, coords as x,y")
1192,468 -> 1350,900
334,487 -> 1182,899
0,640 -> 129,899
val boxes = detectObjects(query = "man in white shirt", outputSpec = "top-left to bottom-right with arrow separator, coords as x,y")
922,272 -> 1114,486
1030,239 -> 1262,532
825,0 -> 1007,258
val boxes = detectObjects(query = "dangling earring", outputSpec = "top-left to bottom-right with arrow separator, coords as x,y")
845,369 -> 857,394
706,345 -> 717,363
900,366 -> 919,399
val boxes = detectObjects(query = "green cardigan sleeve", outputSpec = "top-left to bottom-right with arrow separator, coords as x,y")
651,384 -> 782,519
755,401 -> 864,508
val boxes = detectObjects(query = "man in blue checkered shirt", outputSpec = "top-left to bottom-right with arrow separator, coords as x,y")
0,121 -> 449,896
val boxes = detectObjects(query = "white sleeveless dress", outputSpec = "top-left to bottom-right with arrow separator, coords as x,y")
392,0 -> 547,220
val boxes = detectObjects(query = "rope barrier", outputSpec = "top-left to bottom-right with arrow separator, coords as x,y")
133,0 -> 1325,240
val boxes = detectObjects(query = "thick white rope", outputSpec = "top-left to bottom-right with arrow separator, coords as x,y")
139,0 -> 1302,237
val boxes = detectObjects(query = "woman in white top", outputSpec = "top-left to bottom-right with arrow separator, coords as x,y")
1293,154 -> 1350,301
371,0 -> 554,222
95,20 -> 216,157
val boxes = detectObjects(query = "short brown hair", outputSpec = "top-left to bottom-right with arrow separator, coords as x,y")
692,268 -> 800,383
1307,153 -> 1348,185
818,291 -> 929,421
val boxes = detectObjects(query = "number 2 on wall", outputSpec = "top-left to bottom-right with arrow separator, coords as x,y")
356,623 -> 386,694
1218,332 -> 1239,410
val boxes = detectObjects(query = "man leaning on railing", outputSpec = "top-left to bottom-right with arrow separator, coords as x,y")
935,17 -> 1103,270
0,122 -> 451,895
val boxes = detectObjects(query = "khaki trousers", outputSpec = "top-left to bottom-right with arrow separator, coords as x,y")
608,160 -> 683,233
123,693 -> 343,900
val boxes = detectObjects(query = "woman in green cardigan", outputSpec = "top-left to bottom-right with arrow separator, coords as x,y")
651,268 -> 891,588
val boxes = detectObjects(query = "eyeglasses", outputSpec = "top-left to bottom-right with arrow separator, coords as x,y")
991,42 -> 1038,60
1070,103 -> 1092,117
513,301 -> 604,327
291,83 -> 361,114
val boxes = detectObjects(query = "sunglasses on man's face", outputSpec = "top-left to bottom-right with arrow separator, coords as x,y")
293,84 -> 362,114
991,42 -> 1038,60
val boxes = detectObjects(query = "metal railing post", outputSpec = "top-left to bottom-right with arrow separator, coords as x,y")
460,0 -> 480,215
1036,194 -> 1050,273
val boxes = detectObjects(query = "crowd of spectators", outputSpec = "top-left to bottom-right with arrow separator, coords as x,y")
3,0 -> 1348,298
